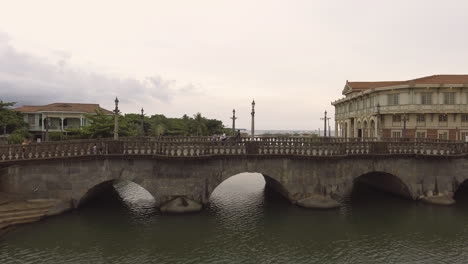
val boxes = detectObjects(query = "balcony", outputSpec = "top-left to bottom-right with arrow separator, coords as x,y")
335,104 -> 468,119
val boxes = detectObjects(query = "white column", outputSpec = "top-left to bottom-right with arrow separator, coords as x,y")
346,120 -> 351,138
353,119 -> 358,138
375,118 -> 379,139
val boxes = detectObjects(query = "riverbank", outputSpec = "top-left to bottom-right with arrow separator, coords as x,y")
0,193 -> 66,233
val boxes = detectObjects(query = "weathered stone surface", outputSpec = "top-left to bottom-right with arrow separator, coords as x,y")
420,195 -> 456,206
46,199 -> 74,216
296,195 -> 341,209
0,155 -> 467,214
159,197 -> 202,213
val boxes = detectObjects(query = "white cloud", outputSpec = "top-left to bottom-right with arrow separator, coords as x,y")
0,33 -> 202,110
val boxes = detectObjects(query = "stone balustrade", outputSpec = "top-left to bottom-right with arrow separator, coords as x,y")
1,137 -> 467,162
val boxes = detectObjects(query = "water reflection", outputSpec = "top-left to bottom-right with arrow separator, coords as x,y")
2,173 -> 468,263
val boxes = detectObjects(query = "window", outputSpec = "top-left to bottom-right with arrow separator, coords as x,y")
420,93 -> 432,105
392,115 -> 401,122
439,114 -> 448,122
416,131 -> 426,138
27,114 -> 35,125
462,131 -> 468,142
387,94 -> 399,105
392,131 -> 401,138
438,131 -> 448,140
416,114 -> 426,122
462,114 -> 468,122
443,92 -> 455,105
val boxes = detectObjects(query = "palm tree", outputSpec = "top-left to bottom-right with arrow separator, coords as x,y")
193,113 -> 206,136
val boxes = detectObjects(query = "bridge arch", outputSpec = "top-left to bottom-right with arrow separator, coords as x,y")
350,171 -> 413,199
207,171 -> 290,203
453,179 -> 468,201
78,179 -> 155,208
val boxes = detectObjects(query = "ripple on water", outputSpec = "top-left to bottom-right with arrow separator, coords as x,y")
3,173 -> 468,263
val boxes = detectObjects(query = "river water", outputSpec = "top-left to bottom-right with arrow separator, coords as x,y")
1,173 -> 468,263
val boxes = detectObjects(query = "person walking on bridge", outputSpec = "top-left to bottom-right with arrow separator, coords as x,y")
235,130 -> 241,141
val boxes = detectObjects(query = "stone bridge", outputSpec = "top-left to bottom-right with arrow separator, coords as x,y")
1,137 -> 468,213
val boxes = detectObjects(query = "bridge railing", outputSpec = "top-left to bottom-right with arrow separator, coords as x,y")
1,137 -> 468,162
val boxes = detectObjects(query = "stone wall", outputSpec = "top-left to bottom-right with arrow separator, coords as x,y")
1,154 -> 467,212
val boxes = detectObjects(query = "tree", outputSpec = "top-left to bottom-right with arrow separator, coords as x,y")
123,113 -> 150,136
193,112 -> 207,136
66,110 -> 226,139
0,100 -> 27,135
149,114 -> 168,136
68,110 -> 138,139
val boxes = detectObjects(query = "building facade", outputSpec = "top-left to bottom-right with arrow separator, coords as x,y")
14,103 -> 113,139
332,75 -> 468,140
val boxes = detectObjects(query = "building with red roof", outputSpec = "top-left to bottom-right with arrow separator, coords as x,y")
332,75 -> 468,140
13,103 -> 113,140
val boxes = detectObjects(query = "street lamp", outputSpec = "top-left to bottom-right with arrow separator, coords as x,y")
251,100 -> 255,140
141,107 -> 144,136
320,111 -> 330,137
231,109 -> 237,134
114,97 -> 119,140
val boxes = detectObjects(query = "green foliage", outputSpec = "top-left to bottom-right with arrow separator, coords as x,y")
62,109 -> 225,139
8,128 -> 31,144
49,131 -> 64,141
147,113 -> 224,136
66,110 -> 138,139
0,100 -> 28,135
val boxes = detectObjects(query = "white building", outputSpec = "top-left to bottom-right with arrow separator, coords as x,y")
332,75 -> 468,140
14,103 -> 113,139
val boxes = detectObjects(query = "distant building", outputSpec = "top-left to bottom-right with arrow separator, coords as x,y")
14,103 -> 113,139
332,75 -> 468,140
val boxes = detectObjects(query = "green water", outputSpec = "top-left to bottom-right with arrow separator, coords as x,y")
1,173 -> 468,264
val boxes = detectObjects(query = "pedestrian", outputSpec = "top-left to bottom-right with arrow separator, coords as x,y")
221,133 -> 227,141
92,144 -> 97,154
235,130 -> 241,141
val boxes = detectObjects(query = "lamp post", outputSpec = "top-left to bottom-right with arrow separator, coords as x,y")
231,109 -> 237,134
141,107 -> 144,136
114,97 -> 119,140
320,111 -> 330,137
251,100 -> 255,140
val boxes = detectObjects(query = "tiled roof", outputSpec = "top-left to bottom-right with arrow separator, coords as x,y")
13,103 -> 113,114
346,81 -> 403,90
345,74 -> 468,94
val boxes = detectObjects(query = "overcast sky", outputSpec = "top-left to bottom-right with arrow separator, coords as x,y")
1,0 -> 468,130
